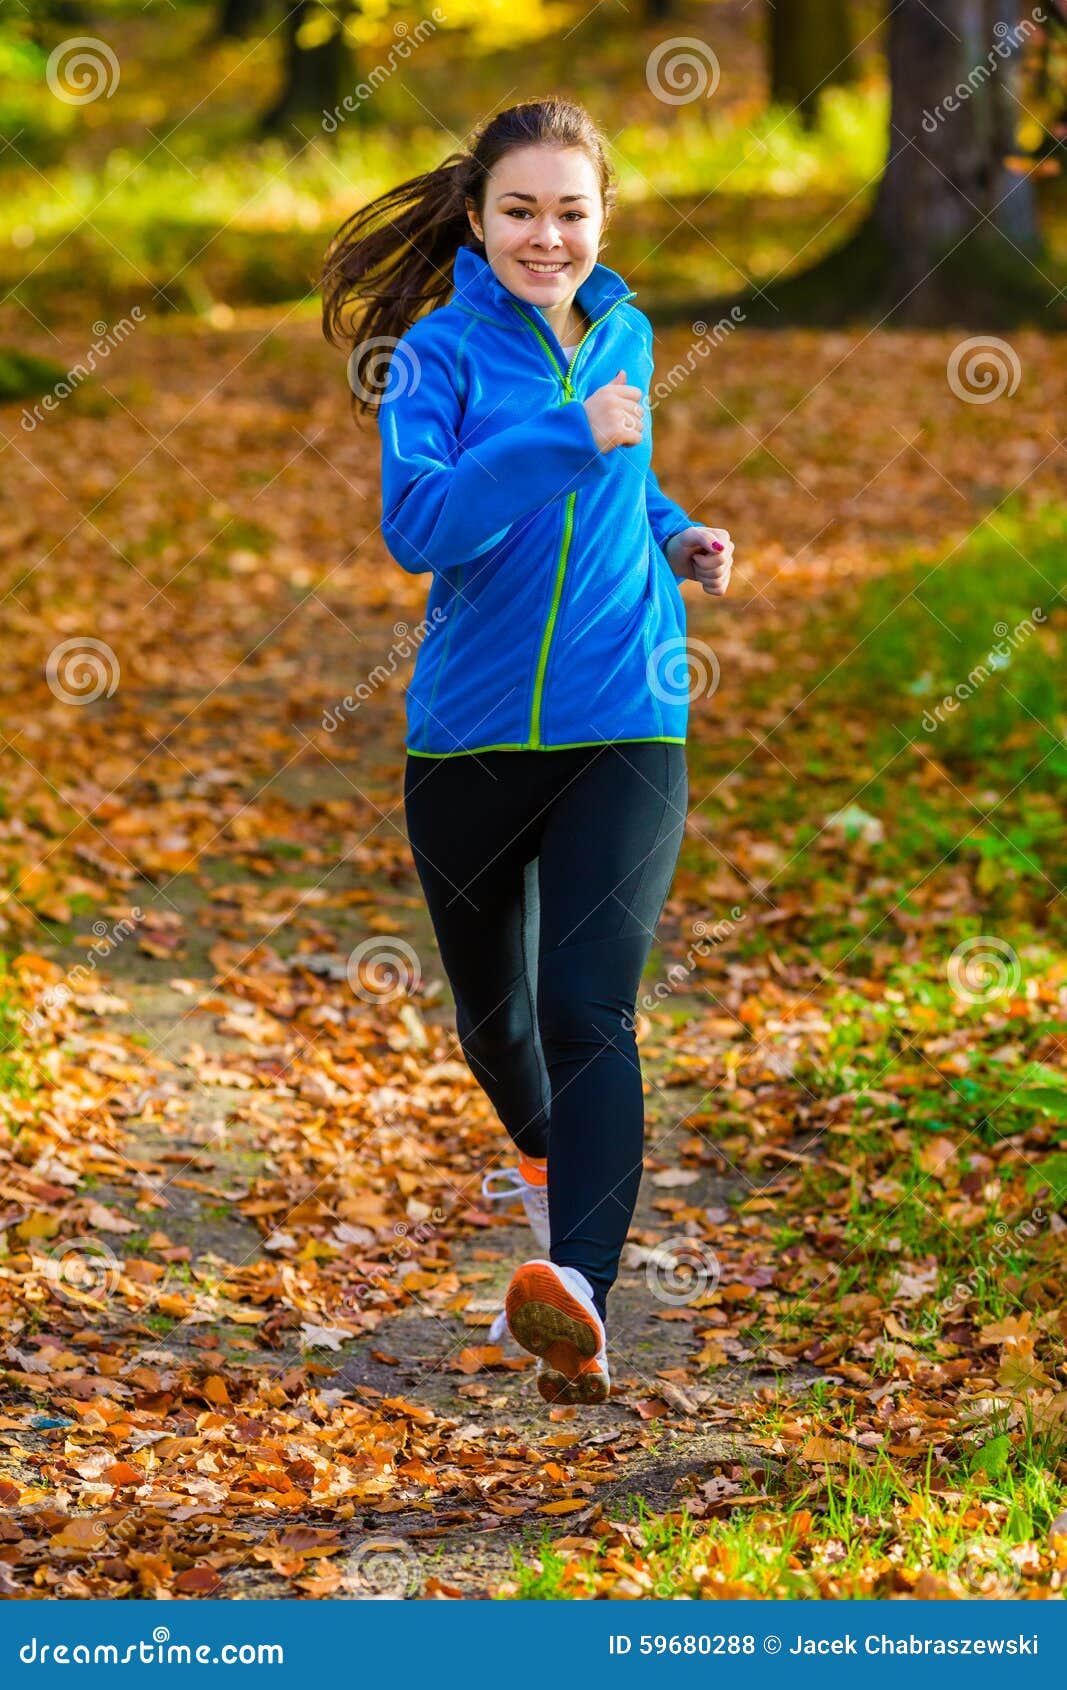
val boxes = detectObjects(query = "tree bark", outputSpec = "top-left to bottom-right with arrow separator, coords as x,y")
215,0 -> 267,39
698,0 -> 1054,325
871,0 -> 1039,296
261,2 -> 357,140
768,0 -> 858,126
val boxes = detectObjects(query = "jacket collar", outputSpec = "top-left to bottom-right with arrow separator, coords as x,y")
449,243 -> 635,335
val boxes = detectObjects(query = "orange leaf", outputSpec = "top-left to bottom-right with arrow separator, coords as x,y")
173,1566 -> 223,1593
799,1436 -> 857,1464
454,1345 -> 504,1374
102,1462 -> 142,1487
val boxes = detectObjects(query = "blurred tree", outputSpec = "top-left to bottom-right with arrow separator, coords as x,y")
214,0 -> 268,39
767,0 -> 857,126
730,0 -> 1057,324
261,1 -> 357,139
870,0 -> 1040,299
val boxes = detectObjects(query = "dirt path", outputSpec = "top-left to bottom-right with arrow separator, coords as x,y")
15,606 -> 823,1595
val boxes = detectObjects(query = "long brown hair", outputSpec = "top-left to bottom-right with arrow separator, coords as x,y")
321,98 -> 617,419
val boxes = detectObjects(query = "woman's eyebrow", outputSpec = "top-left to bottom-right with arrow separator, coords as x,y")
495,192 -> 591,203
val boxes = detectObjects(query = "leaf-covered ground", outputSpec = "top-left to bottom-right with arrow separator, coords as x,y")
1,307 -> 1066,1599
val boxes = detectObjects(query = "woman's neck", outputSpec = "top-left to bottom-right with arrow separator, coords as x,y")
542,300 -> 588,347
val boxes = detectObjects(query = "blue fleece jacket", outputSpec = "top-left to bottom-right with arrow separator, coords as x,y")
377,244 -> 695,756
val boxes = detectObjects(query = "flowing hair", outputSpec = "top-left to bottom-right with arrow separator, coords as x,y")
320,97 -> 617,420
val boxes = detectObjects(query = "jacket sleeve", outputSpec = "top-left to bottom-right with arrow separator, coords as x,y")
634,312 -> 693,559
378,325 -> 611,578
645,463 -> 692,557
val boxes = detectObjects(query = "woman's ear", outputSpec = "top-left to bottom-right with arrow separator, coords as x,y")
464,198 -> 484,244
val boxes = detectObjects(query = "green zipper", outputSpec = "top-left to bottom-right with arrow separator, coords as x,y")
509,293 -> 633,748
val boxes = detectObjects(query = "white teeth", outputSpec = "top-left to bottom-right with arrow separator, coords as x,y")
522,262 -> 567,273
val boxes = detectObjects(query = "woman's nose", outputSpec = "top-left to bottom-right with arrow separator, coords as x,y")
532,218 -> 564,248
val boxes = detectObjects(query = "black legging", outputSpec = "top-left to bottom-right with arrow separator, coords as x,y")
403,741 -> 688,1319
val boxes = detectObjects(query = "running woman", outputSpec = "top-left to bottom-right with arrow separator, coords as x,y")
322,98 -> 733,1406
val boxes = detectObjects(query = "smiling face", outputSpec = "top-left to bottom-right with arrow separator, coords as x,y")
466,144 -> 604,319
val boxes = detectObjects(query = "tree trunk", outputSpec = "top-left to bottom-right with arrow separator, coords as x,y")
261,2 -> 357,141
691,0 -> 1054,325
768,0 -> 857,126
215,0 -> 267,39
871,0 -> 1039,300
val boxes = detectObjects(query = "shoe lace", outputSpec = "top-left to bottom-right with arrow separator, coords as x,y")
480,1168 -> 526,1203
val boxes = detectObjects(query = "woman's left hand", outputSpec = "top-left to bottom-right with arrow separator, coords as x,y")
665,526 -> 733,595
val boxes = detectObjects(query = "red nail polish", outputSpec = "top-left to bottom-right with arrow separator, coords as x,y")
711,541 -> 724,553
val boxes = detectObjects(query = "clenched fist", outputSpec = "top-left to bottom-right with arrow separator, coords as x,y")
583,370 -> 645,453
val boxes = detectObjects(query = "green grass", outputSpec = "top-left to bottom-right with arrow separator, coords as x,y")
838,501 -> 1067,793
0,347 -> 68,404
507,1416 -> 1067,1598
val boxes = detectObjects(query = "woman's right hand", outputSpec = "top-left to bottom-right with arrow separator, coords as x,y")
583,370 -> 645,453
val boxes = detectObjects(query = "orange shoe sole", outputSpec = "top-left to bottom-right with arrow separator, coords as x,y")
505,1261 -> 603,1393
537,1354 -> 610,1406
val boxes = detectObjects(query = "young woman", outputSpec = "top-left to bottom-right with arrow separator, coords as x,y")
322,98 -> 733,1406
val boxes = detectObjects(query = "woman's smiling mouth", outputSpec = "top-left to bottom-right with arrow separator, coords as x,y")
518,259 -> 570,274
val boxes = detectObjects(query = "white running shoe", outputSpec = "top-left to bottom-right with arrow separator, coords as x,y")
505,1259 -> 611,1405
480,1162 -> 551,1254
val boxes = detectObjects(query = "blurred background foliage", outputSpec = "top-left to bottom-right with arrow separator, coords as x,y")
2,0 -> 1064,333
